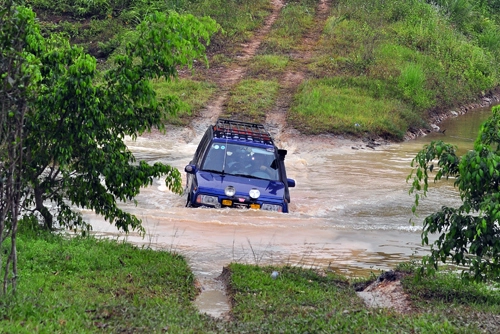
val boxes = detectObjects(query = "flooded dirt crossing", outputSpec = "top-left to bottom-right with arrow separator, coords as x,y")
82,107 -> 492,318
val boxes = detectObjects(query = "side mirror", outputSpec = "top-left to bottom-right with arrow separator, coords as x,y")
287,178 -> 296,188
185,165 -> 197,174
278,149 -> 287,161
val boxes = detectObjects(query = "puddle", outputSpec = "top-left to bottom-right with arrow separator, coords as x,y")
194,288 -> 231,319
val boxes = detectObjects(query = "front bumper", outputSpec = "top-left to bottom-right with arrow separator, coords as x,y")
192,193 -> 286,212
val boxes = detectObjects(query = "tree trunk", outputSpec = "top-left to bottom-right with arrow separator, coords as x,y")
34,184 -> 53,230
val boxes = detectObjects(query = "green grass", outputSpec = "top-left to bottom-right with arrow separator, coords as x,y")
186,0 -> 272,46
247,55 -> 290,79
2,234 -> 500,332
222,79 -> 279,124
226,263 -> 500,333
0,232 -> 219,333
404,270 -> 500,307
29,0 -> 500,138
151,78 -> 216,125
259,0 -> 317,55
401,268 -> 500,330
289,77 -> 419,139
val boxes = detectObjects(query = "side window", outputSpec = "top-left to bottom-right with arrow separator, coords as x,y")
198,139 -> 213,168
193,129 -> 211,167
201,144 -> 226,172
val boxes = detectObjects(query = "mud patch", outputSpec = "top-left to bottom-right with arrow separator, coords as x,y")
356,270 -> 413,314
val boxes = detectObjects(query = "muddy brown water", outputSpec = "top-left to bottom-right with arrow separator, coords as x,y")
81,107 -> 493,317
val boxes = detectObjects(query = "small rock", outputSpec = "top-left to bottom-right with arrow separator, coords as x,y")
430,124 -> 440,132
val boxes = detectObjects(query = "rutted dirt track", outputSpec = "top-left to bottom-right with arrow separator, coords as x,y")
192,0 -> 285,131
196,0 -> 337,142
173,0 -> 368,150
266,0 -> 332,142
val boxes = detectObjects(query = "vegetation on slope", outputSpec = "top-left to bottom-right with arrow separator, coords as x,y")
25,0 -> 500,139
293,0 -> 500,138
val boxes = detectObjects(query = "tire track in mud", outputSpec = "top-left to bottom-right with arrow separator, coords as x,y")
189,0 -> 285,136
177,0 -> 334,149
266,0 -> 332,148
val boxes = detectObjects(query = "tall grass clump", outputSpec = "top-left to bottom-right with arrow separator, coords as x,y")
427,0 -> 498,42
397,63 -> 434,110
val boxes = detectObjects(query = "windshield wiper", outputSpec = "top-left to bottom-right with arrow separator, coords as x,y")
202,169 -> 224,174
229,173 -> 269,180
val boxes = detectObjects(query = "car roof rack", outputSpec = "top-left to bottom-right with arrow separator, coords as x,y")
213,119 -> 274,145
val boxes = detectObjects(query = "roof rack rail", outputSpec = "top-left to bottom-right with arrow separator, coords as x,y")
213,119 -> 274,145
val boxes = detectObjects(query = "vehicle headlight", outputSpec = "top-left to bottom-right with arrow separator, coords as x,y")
261,204 -> 282,212
249,188 -> 260,199
196,195 -> 219,206
225,186 -> 236,197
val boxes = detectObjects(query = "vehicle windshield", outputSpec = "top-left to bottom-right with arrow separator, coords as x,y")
201,143 -> 279,181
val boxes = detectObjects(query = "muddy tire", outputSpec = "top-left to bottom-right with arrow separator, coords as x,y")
186,193 -> 193,207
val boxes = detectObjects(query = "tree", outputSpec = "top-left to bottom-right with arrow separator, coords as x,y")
0,2 -> 43,294
408,105 -> 500,282
20,9 -> 218,234
0,3 -> 219,292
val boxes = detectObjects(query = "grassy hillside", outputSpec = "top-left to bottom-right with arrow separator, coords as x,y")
28,0 -> 500,140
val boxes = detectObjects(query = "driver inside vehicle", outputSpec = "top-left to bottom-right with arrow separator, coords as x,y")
249,153 -> 277,179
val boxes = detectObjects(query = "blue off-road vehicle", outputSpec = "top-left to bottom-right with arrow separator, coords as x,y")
184,119 -> 295,212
